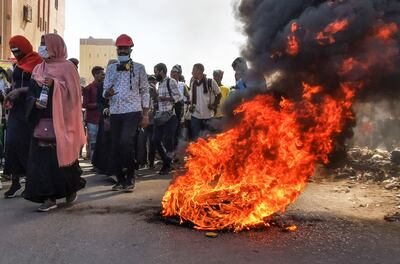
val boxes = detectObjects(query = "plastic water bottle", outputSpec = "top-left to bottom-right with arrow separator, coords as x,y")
37,85 -> 49,108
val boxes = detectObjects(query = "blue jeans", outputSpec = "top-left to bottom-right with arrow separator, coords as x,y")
86,123 -> 99,155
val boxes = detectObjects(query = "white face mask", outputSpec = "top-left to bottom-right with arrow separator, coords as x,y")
38,45 -> 49,59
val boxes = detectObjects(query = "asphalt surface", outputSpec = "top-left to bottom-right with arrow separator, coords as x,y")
0,161 -> 399,264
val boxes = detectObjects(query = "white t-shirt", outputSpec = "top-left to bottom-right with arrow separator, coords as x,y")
177,81 -> 185,101
190,78 -> 221,119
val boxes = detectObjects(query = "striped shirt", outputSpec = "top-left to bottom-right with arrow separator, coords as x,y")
157,77 -> 181,113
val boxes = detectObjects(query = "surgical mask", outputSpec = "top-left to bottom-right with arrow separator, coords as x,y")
117,55 -> 130,62
38,45 -> 49,59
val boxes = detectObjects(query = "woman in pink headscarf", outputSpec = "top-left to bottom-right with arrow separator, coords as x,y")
24,34 -> 86,212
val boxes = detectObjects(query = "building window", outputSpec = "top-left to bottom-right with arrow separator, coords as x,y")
55,0 -> 59,10
23,5 -> 33,23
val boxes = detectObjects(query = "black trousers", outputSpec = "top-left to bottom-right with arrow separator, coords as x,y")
153,115 -> 178,167
110,112 -> 141,182
144,124 -> 156,165
174,101 -> 184,148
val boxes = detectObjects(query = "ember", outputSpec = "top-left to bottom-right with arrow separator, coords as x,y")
316,19 -> 349,45
162,0 -> 400,231
287,22 -> 300,56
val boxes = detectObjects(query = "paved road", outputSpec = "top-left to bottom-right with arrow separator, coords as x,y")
0,162 -> 399,264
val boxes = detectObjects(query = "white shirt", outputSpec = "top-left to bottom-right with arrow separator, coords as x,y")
177,81 -> 185,101
157,77 -> 181,112
103,60 -> 150,115
190,78 -> 221,119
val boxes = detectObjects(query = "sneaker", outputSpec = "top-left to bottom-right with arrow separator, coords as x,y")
112,183 -> 124,191
66,192 -> 78,204
37,199 -> 57,212
123,180 -> 136,193
158,165 -> 171,175
4,183 -> 22,198
146,163 -> 155,170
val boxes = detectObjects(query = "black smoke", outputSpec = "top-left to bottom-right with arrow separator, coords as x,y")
229,0 -> 400,164
234,0 -> 400,99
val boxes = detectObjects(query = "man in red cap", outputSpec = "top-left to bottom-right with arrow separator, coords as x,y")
103,34 -> 150,192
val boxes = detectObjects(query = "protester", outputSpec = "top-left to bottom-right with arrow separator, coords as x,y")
232,57 -> 248,91
103,34 -> 150,192
170,65 -> 190,149
2,35 -> 42,199
68,58 -> 79,68
231,57 -> 267,92
189,63 -> 221,140
83,66 -> 104,160
210,70 -> 230,131
92,61 -> 116,175
0,67 -> 10,93
180,75 -> 193,141
24,34 -> 86,212
0,67 -> 9,176
143,75 -> 157,169
153,63 -> 181,174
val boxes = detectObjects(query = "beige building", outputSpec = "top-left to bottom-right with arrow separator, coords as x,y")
0,0 -> 65,61
79,37 -> 116,84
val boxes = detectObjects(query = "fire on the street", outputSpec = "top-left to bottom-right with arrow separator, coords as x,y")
162,82 -> 358,231
162,1 -> 400,232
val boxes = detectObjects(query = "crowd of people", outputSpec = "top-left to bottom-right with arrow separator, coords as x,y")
0,33 -> 264,212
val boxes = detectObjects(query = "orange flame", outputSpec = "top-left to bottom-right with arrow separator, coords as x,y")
287,22 -> 300,56
162,81 -> 358,231
376,22 -> 398,40
339,22 -> 399,76
316,19 -> 349,44
161,18 -> 398,232
286,225 -> 298,232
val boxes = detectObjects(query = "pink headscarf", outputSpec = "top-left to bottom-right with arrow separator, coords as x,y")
32,34 -> 86,167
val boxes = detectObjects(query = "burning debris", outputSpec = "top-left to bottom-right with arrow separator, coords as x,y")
162,0 -> 400,231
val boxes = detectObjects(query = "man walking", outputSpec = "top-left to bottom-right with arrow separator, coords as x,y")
103,34 -> 150,192
153,63 -> 181,174
83,66 -> 105,160
170,65 -> 189,149
189,63 -> 221,140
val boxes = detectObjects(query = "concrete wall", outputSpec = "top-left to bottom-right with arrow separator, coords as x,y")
0,0 -> 65,61
79,39 -> 116,84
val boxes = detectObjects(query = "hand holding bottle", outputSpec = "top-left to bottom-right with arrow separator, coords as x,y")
36,84 -> 50,109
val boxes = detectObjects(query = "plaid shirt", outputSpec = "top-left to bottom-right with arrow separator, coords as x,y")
103,60 -> 150,114
157,77 -> 181,113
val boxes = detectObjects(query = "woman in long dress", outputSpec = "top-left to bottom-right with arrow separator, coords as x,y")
24,34 -> 86,212
3,35 -> 42,198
